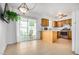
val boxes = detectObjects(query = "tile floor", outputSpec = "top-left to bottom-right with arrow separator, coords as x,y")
4,38 -> 73,55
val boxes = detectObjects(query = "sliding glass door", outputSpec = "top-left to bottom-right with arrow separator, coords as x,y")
18,18 -> 36,42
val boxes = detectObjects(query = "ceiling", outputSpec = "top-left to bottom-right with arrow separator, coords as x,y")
1,3 -> 79,19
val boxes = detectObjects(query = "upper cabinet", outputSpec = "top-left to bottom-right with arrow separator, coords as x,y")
52,21 -> 63,27
41,18 -> 49,26
52,18 -> 72,27
52,21 -> 57,27
57,21 -> 63,27
67,19 -> 72,25
62,19 -> 72,25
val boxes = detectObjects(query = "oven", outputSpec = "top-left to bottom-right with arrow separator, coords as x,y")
60,28 -> 70,39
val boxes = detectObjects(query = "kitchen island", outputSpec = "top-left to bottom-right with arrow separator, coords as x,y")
40,30 -> 58,43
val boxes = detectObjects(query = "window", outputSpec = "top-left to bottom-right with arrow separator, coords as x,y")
19,18 -> 36,42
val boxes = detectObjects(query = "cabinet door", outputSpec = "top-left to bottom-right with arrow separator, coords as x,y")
41,18 -> 49,26
42,31 -> 53,43
65,19 -> 69,24
53,31 -> 57,42
68,31 -> 72,39
40,31 -> 42,40
68,19 -> 72,25
42,31 -> 49,42
63,19 -> 72,25
57,31 -> 61,38
57,21 -> 63,27
52,21 -> 57,27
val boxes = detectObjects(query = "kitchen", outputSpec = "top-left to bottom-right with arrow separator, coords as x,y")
40,16 -> 72,43
3,3 -> 75,55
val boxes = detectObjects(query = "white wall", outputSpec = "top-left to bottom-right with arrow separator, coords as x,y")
36,18 -> 41,39
74,8 -> 79,54
0,21 -> 16,55
7,22 -> 17,44
0,4 -> 8,54
71,8 -> 79,54
72,10 -> 76,51
0,20 -> 8,54
0,4 -> 17,54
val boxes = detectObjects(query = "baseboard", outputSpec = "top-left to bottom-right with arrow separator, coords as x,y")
0,43 -> 7,55
72,51 -> 79,55
7,41 -> 17,44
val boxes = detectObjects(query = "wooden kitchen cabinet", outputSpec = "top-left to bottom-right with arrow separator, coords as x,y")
41,30 -> 58,43
57,31 -> 61,38
52,21 -> 57,27
52,18 -> 72,27
57,21 -> 63,27
68,31 -> 72,39
64,19 -> 70,24
63,19 -> 72,25
52,21 -> 63,27
64,19 -> 69,24
41,18 -> 49,26
42,31 -> 53,43
68,19 -> 72,25
40,31 -> 42,40
53,31 -> 58,42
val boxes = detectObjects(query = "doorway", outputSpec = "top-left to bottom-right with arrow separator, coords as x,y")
17,17 -> 36,42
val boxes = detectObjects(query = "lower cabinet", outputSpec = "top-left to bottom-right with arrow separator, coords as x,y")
40,31 -> 42,40
68,31 -> 72,39
41,30 -> 58,43
53,31 -> 58,42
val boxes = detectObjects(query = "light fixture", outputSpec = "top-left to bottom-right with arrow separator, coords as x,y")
18,3 -> 36,14
56,11 -> 67,19
18,3 -> 29,14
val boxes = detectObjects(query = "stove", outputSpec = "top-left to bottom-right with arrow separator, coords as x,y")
60,28 -> 70,39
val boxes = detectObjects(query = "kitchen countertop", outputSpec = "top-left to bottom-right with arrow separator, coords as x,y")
40,27 -> 71,31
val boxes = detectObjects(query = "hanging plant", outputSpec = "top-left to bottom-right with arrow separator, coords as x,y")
4,10 -> 21,22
